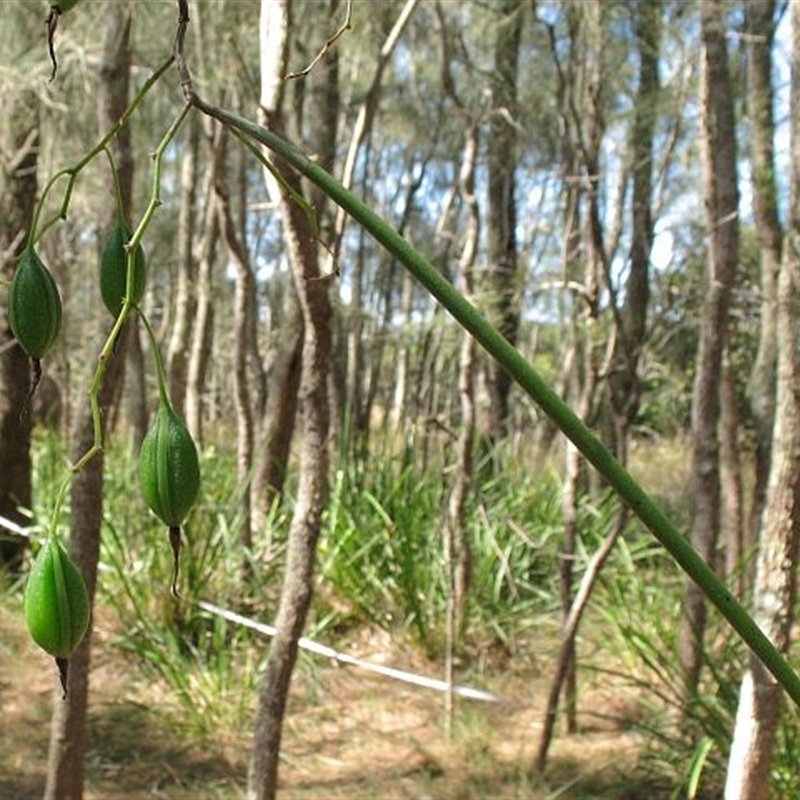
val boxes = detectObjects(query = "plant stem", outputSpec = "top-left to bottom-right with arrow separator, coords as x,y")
45,96 -> 189,539
186,93 -> 800,710
30,55 -> 175,246
137,310 -> 171,407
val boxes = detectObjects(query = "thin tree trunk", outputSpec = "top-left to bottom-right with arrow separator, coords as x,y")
45,337 -> 129,800
551,43 -> 585,728
248,2 -> 333,796
745,0 -> 783,594
185,126 -> 222,446
607,0 -> 661,461
535,506 -> 629,772
721,343 -> 745,592
443,118 -> 480,730
358,157 -> 427,456
167,113 -> 199,416
0,88 -> 38,573
725,7 -> 800,796
477,0 -> 523,449
124,324 -> 148,448
560,376 -> 595,733
215,138 -> 258,583
391,269 -> 415,428
251,278 -> 302,525
679,0 -> 739,701
552,0 -> 607,736
540,0 -> 661,761
45,6 -> 133,797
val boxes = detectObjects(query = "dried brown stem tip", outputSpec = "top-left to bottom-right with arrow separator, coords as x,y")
45,7 -> 61,81
56,656 -> 69,698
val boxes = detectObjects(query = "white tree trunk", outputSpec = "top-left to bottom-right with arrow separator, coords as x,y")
725,5 -> 800,796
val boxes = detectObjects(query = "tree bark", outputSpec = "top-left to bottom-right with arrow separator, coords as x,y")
678,0 -> 739,701
45,5 -> 133,798
185,125 -> 222,446
539,0 -> 662,764
248,2 -> 333,796
607,0 -> 661,461
745,0 -> 783,593
215,136 -> 258,584
0,88 -> 38,573
725,5 -> 800,796
477,0 -> 523,448
167,113 -> 199,417
445,120 -> 480,725
721,343 -> 745,592
252,292 -> 302,513
549,0 -> 608,736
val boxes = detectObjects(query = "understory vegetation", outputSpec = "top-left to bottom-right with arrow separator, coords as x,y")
0,425 -> 791,798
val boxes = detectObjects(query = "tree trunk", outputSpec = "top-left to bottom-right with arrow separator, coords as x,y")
678,0 -> 739,701
607,0 -> 661,460
535,506 -> 629,772
721,343 -> 745,593
745,0 -> 783,594
185,126 -> 222,446
0,88 -> 38,573
167,113 -> 199,416
390,269 -> 415,428
725,6 -> 800,796
45,5 -> 133,797
443,113 -> 480,728
248,2 -> 333,796
539,0 -> 662,763
124,323 -> 148,448
215,137 -> 258,584
252,289 -> 302,514
549,0 -> 608,737
477,0 -> 523,449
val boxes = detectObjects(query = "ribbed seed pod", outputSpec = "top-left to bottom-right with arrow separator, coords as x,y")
24,535 -> 89,658
8,247 -> 62,360
139,400 -> 200,528
139,399 -> 200,594
100,221 -> 147,317
24,535 -> 90,695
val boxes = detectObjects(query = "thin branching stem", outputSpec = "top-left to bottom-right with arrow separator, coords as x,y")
29,55 -> 175,246
42,88 -> 188,539
137,309 -> 171,408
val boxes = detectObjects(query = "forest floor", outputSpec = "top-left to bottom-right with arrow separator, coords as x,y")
0,596 -> 670,800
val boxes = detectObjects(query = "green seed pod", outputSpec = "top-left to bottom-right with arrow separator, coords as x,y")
24,535 -> 90,660
139,400 -> 200,529
139,399 -> 200,594
8,247 -> 62,360
100,221 -> 146,317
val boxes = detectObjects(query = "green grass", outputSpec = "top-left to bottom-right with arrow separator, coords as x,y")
589,532 -> 775,798
16,431 -> 800,797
